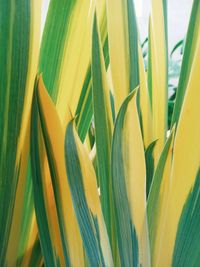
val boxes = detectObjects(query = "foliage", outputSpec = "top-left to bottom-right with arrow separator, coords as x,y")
0,0 -> 200,266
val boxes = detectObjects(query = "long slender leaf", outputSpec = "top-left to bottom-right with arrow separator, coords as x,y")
148,0 -> 168,163
0,0 -> 41,263
157,32 -> 200,266
111,90 -> 150,267
145,140 -> 157,198
92,12 -> 113,241
172,169 -> 200,267
65,121 -> 114,267
171,0 -> 200,126
106,0 -> 139,111
32,76 -> 85,267
147,130 -> 174,266
31,81 -> 58,267
75,0 -> 109,141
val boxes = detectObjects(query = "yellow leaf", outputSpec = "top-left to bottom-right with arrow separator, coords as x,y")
157,37 -> 200,267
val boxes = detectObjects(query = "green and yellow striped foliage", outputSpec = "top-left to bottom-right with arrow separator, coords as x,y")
1,0 -> 200,266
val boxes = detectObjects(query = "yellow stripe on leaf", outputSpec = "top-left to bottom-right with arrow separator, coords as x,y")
157,36 -> 200,267
65,121 -> 114,267
56,0 -> 95,122
138,46 -> 153,148
147,129 -> 175,267
123,91 -> 150,267
106,0 -> 129,111
149,0 -> 168,163
37,77 -> 84,267
111,90 -> 150,267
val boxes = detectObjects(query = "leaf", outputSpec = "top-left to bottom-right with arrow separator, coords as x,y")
171,0 -> 200,126
65,121 -> 114,267
172,169 -> 200,267
0,0 -> 41,263
148,0 -> 168,163
147,130 -> 174,266
138,47 -> 153,148
6,157 -> 36,266
39,0 -> 94,123
75,0 -> 109,142
170,39 -> 184,58
31,80 -> 58,267
157,32 -> 200,266
92,11 -> 113,240
145,140 -> 157,198
31,76 -> 85,267
111,90 -> 150,267
40,0 -> 108,143
106,0 -> 139,111
27,236 -> 43,267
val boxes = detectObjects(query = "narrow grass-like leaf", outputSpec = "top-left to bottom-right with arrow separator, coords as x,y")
138,47 -> 153,147
6,157 -> 36,266
0,0 -> 41,263
111,90 -> 150,267
158,35 -> 200,266
20,221 -> 42,267
147,130 -> 174,266
148,0 -> 168,163
92,13 -> 120,265
40,0 -> 108,143
172,169 -> 200,267
65,121 -> 114,267
75,67 -> 93,142
171,0 -> 200,126
39,0 -> 77,102
145,140 -> 157,198
106,0 -> 139,111
28,236 -> 43,267
39,0 -> 94,124
75,1 -> 109,141
31,83 -> 58,267
35,77 -> 85,267
92,12 -> 113,241
170,39 -> 184,57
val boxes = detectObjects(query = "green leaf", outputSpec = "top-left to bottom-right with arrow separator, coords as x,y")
65,121 -> 113,267
39,0 -> 95,129
28,236 -> 43,267
127,0 -> 139,91
39,0 -> 77,101
145,140 -> 157,198
0,0 -> 40,263
147,131 -> 174,259
106,0 -> 139,111
170,39 -> 184,57
111,90 -> 146,267
172,169 -> 200,267
148,0 -> 168,163
32,76 -> 85,267
92,12 -> 113,241
30,80 -> 58,267
171,0 -> 200,126
75,4 -> 109,142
